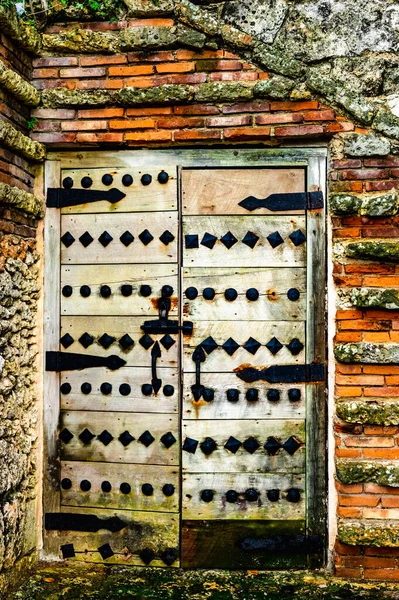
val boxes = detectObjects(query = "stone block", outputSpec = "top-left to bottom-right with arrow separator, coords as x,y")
344,133 -> 391,157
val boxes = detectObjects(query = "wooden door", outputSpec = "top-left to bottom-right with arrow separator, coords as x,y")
44,155 -> 326,569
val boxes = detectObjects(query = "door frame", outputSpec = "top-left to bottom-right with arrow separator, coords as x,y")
43,147 -> 328,565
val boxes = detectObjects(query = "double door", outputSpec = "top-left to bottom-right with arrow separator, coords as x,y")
44,155 -> 326,569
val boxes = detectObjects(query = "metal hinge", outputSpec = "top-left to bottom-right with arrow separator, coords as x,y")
236,363 -> 325,384
238,191 -> 324,212
45,351 -> 126,371
45,513 -> 126,533
46,187 -> 126,208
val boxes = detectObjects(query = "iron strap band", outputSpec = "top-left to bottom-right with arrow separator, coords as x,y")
238,191 -> 324,212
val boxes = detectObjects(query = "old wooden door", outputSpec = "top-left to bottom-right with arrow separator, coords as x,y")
44,151 -> 326,569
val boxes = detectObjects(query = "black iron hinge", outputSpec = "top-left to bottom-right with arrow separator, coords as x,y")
236,363 -> 325,384
45,513 -> 126,533
46,187 -> 126,208
239,191 -> 324,212
45,351 -> 126,371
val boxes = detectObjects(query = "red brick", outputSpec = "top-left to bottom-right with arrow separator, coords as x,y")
334,275 -> 363,287
335,332 -> 362,342
60,67 -> 107,78
127,51 -> 175,63
365,387 -> 399,397
205,115 -> 251,128
338,494 -> 380,507
364,158 -> 399,167
365,180 -> 399,192
80,55 -> 128,66
31,108 -> 76,119
335,482 -> 363,493
335,387 -> 362,398
126,107 -> 172,116
365,484 -> 399,494
337,507 -> 362,518
174,129 -> 222,141
31,133 -> 76,143
175,49 -> 224,60
325,121 -> 354,133
335,448 -> 362,458
32,68 -> 59,79
255,113 -> 303,125
345,264 -> 394,274
340,169 -> 389,180
274,125 -> 324,137
302,109 -> 335,121
363,226 -> 399,237
336,364 -> 362,374
174,104 -> 219,115
335,375 -> 384,386
33,57 -> 78,67
381,497 -> 399,508
336,310 -> 363,320
77,108 -> 124,119
335,567 -> 362,578
156,116 -> 204,129
333,227 -> 360,237
345,556 -> 396,568
125,130 -> 172,142
270,100 -> 319,111
76,133 -> 124,143
363,276 -> 399,286
156,62 -> 195,74
344,435 -> 394,447
340,319 -> 390,331
335,541 -> 361,555
109,119 -> 155,130
223,127 -> 271,140
364,569 -> 399,581
333,159 -> 362,169
196,59 -> 243,72
108,65 -> 154,76
364,448 -> 399,458
128,18 -> 174,26
209,72 -> 258,82
61,120 -> 108,131
222,101 -> 270,114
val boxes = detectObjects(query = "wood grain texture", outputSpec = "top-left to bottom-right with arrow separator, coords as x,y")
61,411 -> 179,465
183,215 -> 306,268
182,473 -> 305,520
182,267 -> 306,322
182,168 -> 305,215
61,264 -> 178,317
61,367 -> 178,414
61,167 -> 177,214
182,419 -> 305,473
61,212 -> 178,265
61,461 -> 179,512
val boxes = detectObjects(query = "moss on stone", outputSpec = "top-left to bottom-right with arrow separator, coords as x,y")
119,26 -> 178,50
176,24 -> 206,48
252,44 -> 306,78
0,60 -> 40,107
0,182 -> 44,218
329,193 -> 362,214
0,4 -> 41,55
336,459 -> 399,486
347,241 -> 399,262
338,523 -> 399,547
220,23 -> 255,50
334,342 -> 399,364
42,28 -> 119,53
336,400 -> 399,425
123,0 -> 174,17
329,192 -> 398,216
350,287 -> 399,309
116,84 -> 193,105
254,75 -> 296,100
374,108 -> 399,139
195,81 -> 254,102
344,132 -> 391,157
0,120 -> 45,162
41,88 -> 114,108
175,0 -> 220,36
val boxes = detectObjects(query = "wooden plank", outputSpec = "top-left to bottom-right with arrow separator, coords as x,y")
61,264 -> 178,317
181,520 -> 306,569
182,374 -> 305,420
183,267 -> 306,322
61,212 -> 178,265
182,168 -> 305,215
182,215 -> 306,268
47,506 -> 179,566
182,473 -> 305,520
61,367 -> 178,414
61,411 -> 179,466
61,166 -> 177,214
182,419 -> 305,473
183,321 -> 305,372
61,461 -> 179,512
60,316 -> 178,368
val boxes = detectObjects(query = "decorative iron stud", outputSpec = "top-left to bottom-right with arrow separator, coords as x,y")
264,437 -> 281,456
267,231 -> 284,249
267,489 -> 280,502
287,288 -> 300,301
141,174 -> 152,186
282,436 -> 301,455
245,488 -> 259,502
160,334 -> 175,351
185,234 -> 199,249
98,543 -> 114,560
60,383 -> 71,395
138,430 -> 155,447
287,489 -> 301,503
158,171 -> 169,184
98,333 -> 115,349
100,382 -> 112,395
202,388 -> 214,403
61,544 -> 75,559
203,287 -> 215,300
119,384 -> 131,396
201,232 -> 218,249
226,389 -> 239,403
142,483 -> 153,496
60,333 -> 74,349
160,432 -> 177,449
122,174 -> 133,187
100,285 -> 112,298
185,287 -> 198,300
162,285 -> 174,298
200,437 -> 217,456
63,177 -> 74,189
141,384 -> 153,396
79,231 -> 94,247
163,385 -> 174,397
120,231 -> 134,247
201,336 -> 218,355
267,389 -> 280,402
182,437 -> 198,454
246,288 -> 259,301
62,285 -> 73,297
80,480 -> 91,491
81,176 -> 93,189
98,430 -> 113,446
101,481 -> 112,493
266,337 -> 283,355
81,382 -> 92,394
118,431 -> 134,447
287,338 -> 304,356
60,428 -> 74,444
79,429 -> 95,445
161,548 -> 178,566
162,484 -> 175,497
138,229 -> 154,246
243,437 -> 260,454
120,482 -> 131,494
121,284 -> 132,297
119,334 -> 134,351
98,231 -> 113,247
80,285 -> 91,297
61,478 -> 72,490
220,231 -> 238,249
243,337 -> 261,355
102,174 -> 113,186
79,332 -> 94,349
224,288 -> 238,302
226,490 -> 238,503
159,230 -> 175,245
140,284 -> 152,297
289,229 -> 306,247
140,548 -> 155,565
246,388 -> 259,402
201,489 -> 214,503
288,388 -> 301,402
224,436 -> 242,454
222,337 -> 240,356
61,232 -> 75,248
242,231 -> 259,249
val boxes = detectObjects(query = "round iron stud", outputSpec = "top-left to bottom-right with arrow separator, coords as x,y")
288,388 -> 301,402
202,388 -> 215,403
162,484 -> 175,497
246,288 -> 259,301
226,389 -> 240,403
224,288 -> 238,302
203,287 -> 215,300
100,285 -> 111,298
140,285 -> 152,297
61,478 -> 72,490
100,382 -> 112,395
267,388 -> 280,403
81,176 -> 93,189
201,489 -> 214,503
163,385 -> 174,397
287,288 -> 300,301
158,171 -> 169,184
142,384 -> 153,396
119,384 -> 131,396
120,482 -> 131,494
62,285 -> 73,298
80,285 -> 91,298
62,177 -> 74,189
142,483 -> 154,496
185,287 -> 198,300
245,488 -> 259,502
101,481 -> 112,493
162,285 -> 174,297
121,284 -> 133,297
246,388 -> 259,402
122,174 -> 133,187
141,174 -> 152,186
226,489 -> 238,503
81,382 -> 92,395
60,383 -> 71,395
267,489 -> 280,502
287,488 -> 301,503
102,173 -> 113,186
80,480 -> 91,492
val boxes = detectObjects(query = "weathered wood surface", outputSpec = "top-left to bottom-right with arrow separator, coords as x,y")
182,168 -> 305,215
183,321 -> 305,372
47,506 -> 179,566
61,212 -> 178,264
182,419 -> 305,473
182,374 -> 305,420
61,167 -> 177,214
183,216 -> 306,268
182,473 -> 305,520
60,316 -> 178,368
182,267 -> 306,322
61,461 -> 179,512
61,264 -> 178,316
61,367 -> 178,414
61,411 -> 179,465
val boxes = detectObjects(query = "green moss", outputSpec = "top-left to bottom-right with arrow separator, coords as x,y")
350,287 -> 399,309
334,342 -> 399,364
41,88 -> 114,108
337,400 -> 399,425
116,83 -> 193,105
252,43 -> 306,78
42,28 -> 119,53
0,181 -> 44,217
374,108 -> 399,139
48,0 -> 125,22
195,81 -> 253,102
338,523 -> 399,547
254,75 -> 296,100
119,25 -> 177,50
0,120 -> 45,161
329,194 -> 362,215
175,0 -> 220,36
336,459 -> 399,486
346,241 -> 399,262
329,192 -> 398,216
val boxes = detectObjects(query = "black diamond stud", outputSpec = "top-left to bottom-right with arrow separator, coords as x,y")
226,490 -> 238,503
245,488 -> 259,502
246,288 -> 259,301
163,385 -> 174,397
222,337 -> 240,356
185,234 -> 199,249
118,431 -> 134,447
226,389 -> 239,403
267,231 -> 284,248
162,483 -> 175,497
139,229 -> 154,246
98,430 -> 113,446
287,288 -> 300,301
158,171 -> 169,184
60,428 -> 73,444
121,284 -> 132,297
266,337 -> 283,355
243,436 -> 260,454
62,177 -> 74,189
267,389 -> 280,402
160,334 -> 175,351
160,432 -> 177,449
140,284 -> 152,297
139,334 -> 154,350
203,287 -> 215,300
81,382 -> 92,395
246,388 -> 259,402
200,437 -> 217,456
61,232 -> 75,248
100,382 -> 112,395
79,332 -> 94,349
120,231 -> 134,247
98,333 -> 115,349
60,333 -> 74,349
224,288 -> 238,302
119,384 -> 131,396
182,437 -> 198,454
60,383 -> 71,395
101,481 -> 112,493
159,230 -> 175,245
220,231 -> 238,249
61,543 -> 75,559
142,483 -> 153,496
138,430 -> 155,447
185,287 -> 198,300
102,173 -> 113,186
264,436 -> 281,456
287,338 -> 304,356
100,285 -> 112,298
142,384 -> 153,396
119,334 -> 134,351
79,428 -> 95,445
120,482 -> 131,494
201,232 -> 218,250
141,174 -> 152,186
98,543 -> 114,560
161,548 -> 178,567
267,489 -> 280,502
98,231 -> 113,247
289,229 -> 306,247
287,488 -> 301,503
140,548 -> 155,565
62,285 -> 73,297
203,388 -> 214,403
242,231 -> 259,249
243,337 -> 261,355
122,174 -> 133,187
224,436 -> 242,454
79,231 -> 94,247
200,336 -> 218,355
201,489 -> 214,503
80,285 -> 91,297
283,436 -> 302,455
61,478 -> 72,490
81,176 -> 92,189
80,479 -> 91,491
288,388 -> 301,402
